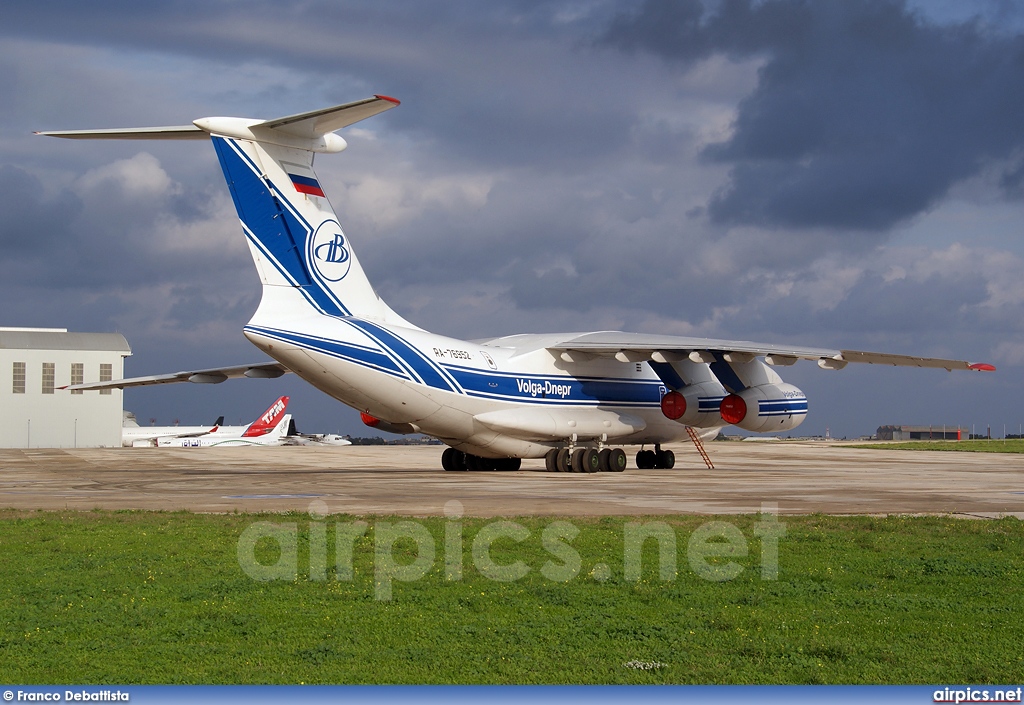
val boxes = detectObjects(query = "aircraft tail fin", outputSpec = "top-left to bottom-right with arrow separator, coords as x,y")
242,396 -> 289,437
38,96 -> 413,326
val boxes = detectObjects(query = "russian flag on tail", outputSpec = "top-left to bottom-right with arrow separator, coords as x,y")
289,173 -> 325,197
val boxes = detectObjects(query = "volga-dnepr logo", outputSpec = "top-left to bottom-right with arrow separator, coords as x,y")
308,220 -> 352,282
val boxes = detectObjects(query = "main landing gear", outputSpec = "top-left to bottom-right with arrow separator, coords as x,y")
441,448 -> 522,472
542,447 -> 627,473
635,444 -> 675,469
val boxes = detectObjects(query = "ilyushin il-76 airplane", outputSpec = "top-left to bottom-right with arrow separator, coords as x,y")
44,96 -> 994,473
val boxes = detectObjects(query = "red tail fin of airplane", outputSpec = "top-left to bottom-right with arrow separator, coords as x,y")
242,396 -> 290,437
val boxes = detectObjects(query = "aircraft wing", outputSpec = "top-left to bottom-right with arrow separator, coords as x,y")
541,332 -> 995,372
65,361 -> 291,391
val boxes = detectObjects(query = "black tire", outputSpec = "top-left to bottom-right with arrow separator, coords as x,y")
496,457 -> 522,471
571,448 -> 586,473
582,448 -> 600,473
556,448 -> 571,473
442,447 -> 456,471
598,448 -> 612,472
656,449 -> 676,469
544,449 -> 559,473
608,448 -> 627,472
637,449 -> 656,469
447,449 -> 468,471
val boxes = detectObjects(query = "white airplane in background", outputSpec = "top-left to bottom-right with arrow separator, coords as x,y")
122,414 -> 224,448
155,396 -> 291,447
124,396 -> 288,447
45,96 -> 994,472
282,422 -> 354,447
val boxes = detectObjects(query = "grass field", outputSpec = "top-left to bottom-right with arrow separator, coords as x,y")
1,510 -> 1022,684
848,439 -> 1024,453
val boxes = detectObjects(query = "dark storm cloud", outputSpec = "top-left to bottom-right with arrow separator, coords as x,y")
1,1 -> 630,169
0,165 -> 81,252
602,0 -> 1024,231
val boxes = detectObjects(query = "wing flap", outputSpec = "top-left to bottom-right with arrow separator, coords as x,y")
65,362 -> 290,391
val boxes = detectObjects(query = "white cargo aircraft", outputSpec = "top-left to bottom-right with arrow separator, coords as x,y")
123,396 -> 290,447
44,96 -> 994,472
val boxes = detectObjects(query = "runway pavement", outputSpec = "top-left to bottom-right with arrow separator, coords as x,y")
0,441 -> 1021,517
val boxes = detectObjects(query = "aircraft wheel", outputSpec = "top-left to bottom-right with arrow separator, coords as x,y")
544,449 -> 559,473
607,448 -> 627,472
598,448 -> 612,472
656,449 -> 675,469
570,448 -> 587,473
496,457 -> 521,471
636,449 -> 656,469
442,447 -> 457,471
581,448 -> 600,473
444,448 -> 468,471
556,448 -> 572,473
466,454 -> 492,471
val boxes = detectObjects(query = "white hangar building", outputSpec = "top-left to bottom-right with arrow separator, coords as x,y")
0,327 -> 131,448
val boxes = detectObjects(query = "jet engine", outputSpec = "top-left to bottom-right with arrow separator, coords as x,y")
719,383 -> 807,433
659,381 -> 727,428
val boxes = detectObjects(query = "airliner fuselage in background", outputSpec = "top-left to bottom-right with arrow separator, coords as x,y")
122,396 -> 290,447
45,96 -> 994,473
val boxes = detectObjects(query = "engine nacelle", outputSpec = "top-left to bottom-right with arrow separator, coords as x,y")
659,381 -> 728,428
718,383 -> 807,433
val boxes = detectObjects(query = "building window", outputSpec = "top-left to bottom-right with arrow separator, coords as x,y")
100,363 -> 112,396
12,362 -> 25,394
42,363 -> 55,394
71,363 -> 84,395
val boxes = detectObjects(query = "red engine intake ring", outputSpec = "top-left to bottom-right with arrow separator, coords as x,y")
360,411 -> 381,427
660,391 -> 687,420
719,394 -> 747,425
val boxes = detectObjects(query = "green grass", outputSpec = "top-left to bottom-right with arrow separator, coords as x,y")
848,439 -> 1024,453
1,510 -> 1022,684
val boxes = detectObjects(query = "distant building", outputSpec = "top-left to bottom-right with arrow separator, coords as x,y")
0,327 -> 131,448
876,425 -> 966,441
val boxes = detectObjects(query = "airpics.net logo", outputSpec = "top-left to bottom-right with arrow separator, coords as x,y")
236,500 -> 786,601
308,220 -> 351,282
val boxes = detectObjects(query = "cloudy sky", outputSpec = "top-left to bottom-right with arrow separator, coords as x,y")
3,0 -> 1023,439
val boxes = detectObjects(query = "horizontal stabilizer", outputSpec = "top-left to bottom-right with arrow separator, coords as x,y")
36,96 -> 400,151
35,125 -> 206,140
259,95 -> 400,138
64,361 -> 290,391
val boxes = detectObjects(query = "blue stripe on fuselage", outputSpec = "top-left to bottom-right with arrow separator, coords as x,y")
343,319 -> 460,393
441,364 -> 663,407
244,325 -> 406,378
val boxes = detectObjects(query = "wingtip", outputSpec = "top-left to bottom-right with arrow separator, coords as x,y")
968,363 -> 997,372
374,94 -> 401,106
